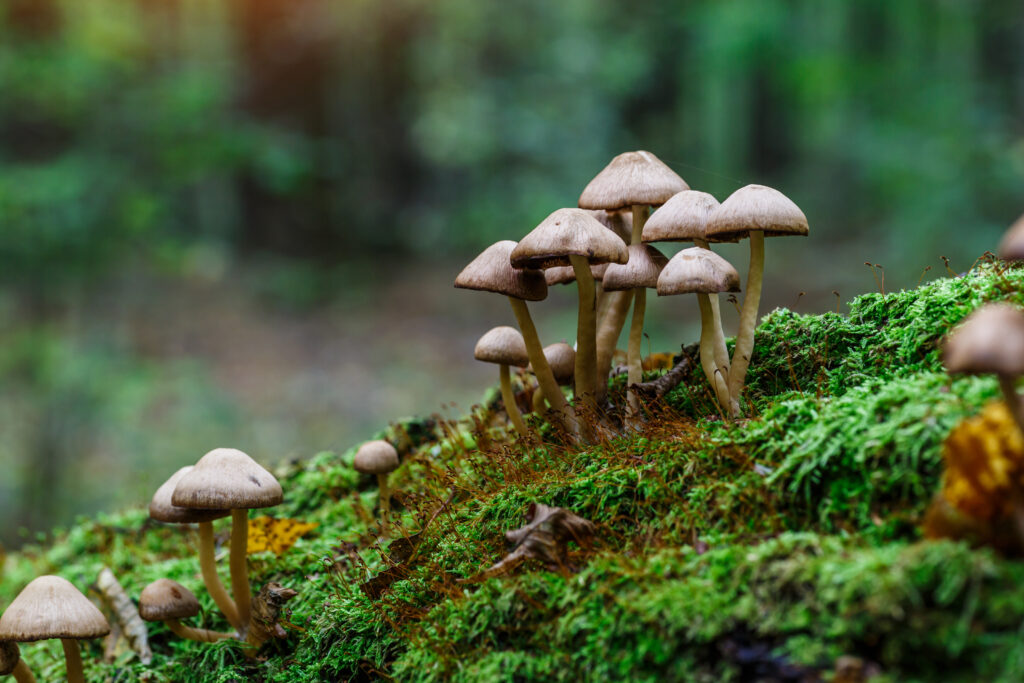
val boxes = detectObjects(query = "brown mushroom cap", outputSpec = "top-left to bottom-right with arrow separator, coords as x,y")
704,184 -> 809,241
998,213 -> 1024,261
657,247 -> 741,295
353,440 -> 400,475
602,244 -> 669,291
643,190 -> 734,243
475,326 -> 529,367
171,448 -> 283,510
0,576 -> 110,642
138,579 -> 200,622
0,641 -> 19,676
149,467 -> 230,524
578,151 -> 690,211
455,241 -> 548,301
545,262 -> 609,286
542,343 -> 576,385
510,208 -> 628,270
943,303 -> 1024,376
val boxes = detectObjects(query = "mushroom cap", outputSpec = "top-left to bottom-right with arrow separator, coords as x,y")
657,247 -> 741,295
171,448 -> 283,510
578,151 -> 690,211
602,244 -> 669,291
0,576 -> 111,642
353,440 -> 400,475
138,579 -> 200,622
942,303 -> 1024,376
542,343 -> 576,385
643,190 -> 734,243
455,241 -> 548,301
545,262 -> 608,286
475,326 -> 529,367
510,209 -> 628,270
588,209 -> 632,243
998,213 -> 1024,261
704,184 -> 809,241
149,467 -> 230,524
0,641 -> 19,676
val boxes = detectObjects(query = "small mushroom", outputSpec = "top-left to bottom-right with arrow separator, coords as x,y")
532,343 -> 576,414
0,576 -> 110,683
475,326 -> 531,438
172,449 -> 283,633
0,640 -> 35,682
139,579 -> 233,643
353,440 -> 401,525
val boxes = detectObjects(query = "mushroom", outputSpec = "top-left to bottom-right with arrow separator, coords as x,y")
510,208 -> 628,413
657,247 -> 741,411
943,303 -> 1024,434
998,213 -> 1024,261
456,241 -> 576,434
579,152 -> 689,396
149,466 -> 240,631
0,641 -> 35,683
475,326 -> 531,438
139,579 -> 233,643
172,448 -> 283,633
353,440 -> 401,525
601,244 -> 669,417
0,576 -> 110,683
705,185 -> 808,416
532,342 -> 576,414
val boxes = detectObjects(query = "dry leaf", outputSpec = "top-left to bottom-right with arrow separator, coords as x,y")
93,567 -> 152,665
471,503 -> 595,580
247,516 -> 318,556
247,582 -> 299,649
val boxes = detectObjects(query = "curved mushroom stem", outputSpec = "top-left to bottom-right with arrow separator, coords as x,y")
230,509 -> 252,633
509,297 -> 578,437
498,364 -> 530,438
694,239 -> 731,380
728,230 -> 764,417
697,293 -> 731,411
198,521 -> 241,631
60,639 -> 84,683
625,288 -> 647,420
165,619 -> 235,643
998,375 -> 1024,435
595,290 -> 633,401
12,659 -> 36,683
569,254 -> 599,413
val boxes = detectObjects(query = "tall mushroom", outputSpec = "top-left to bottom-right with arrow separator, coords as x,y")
475,326 -> 531,438
657,247 -> 741,411
510,208 -> 628,414
172,448 -> 283,633
139,579 -> 233,643
353,440 -> 401,525
705,185 -> 808,416
0,641 -> 35,683
943,303 -> 1024,434
455,241 -> 576,434
602,244 -> 669,417
149,466 -> 240,631
0,576 -> 110,683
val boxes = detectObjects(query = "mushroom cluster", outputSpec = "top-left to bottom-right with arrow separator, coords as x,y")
457,150 -> 809,435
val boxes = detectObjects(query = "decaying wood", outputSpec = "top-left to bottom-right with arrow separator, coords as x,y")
246,582 -> 299,649
632,351 -> 694,401
94,567 -> 152,665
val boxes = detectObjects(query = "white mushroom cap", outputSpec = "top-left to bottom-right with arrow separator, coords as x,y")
705,184 -> 809,241
943,303 -> 1024,376
602,244 -> 668,291
149,466 -> 230,524
0,576 -> 110,642
455,241 -> 548,301
643,190 -> 728,243
171,448 -> 283,510
353,440 -> 400,475
578,151 -> 690,211
138,579 -> 200,622
542,343 -> 576,385
510,208 -> 628,270
657,247 -> 741,295
475,327 -> 529,367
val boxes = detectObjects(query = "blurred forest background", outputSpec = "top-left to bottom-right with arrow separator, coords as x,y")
0,0 -> 1022,547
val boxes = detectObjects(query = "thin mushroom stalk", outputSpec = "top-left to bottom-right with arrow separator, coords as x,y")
998,375 -> 1024,435
498,364 -> 530,438
230,509 -> 252,633
164,620 -> 234,643
728,230 -> 764,416
198,521 -> 241,631
569,254 -> 599,411
377,473 -> 391,523
509,297 -> 578,437
625,288 -> 646,419
595,290 -> 634,400
11,660 -> 35,683
60,639 -> 86,683
694,237 -> 730,381
697,292 -> 731,410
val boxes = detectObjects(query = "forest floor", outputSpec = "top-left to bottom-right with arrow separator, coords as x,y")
2,260 -> 1022,682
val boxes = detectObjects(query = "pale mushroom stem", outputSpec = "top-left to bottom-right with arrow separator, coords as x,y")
198,521 -> 241,630
532,386 -> 547,414
998,375 -> 1024,435
569,255 -> 599,413
499,364 -> 530,438
694,238 -> 731,382
595,290 -> 633,401
728,230 -> 764,417
12,660 -> 36,683
165,619 -> 234,643
631,204 -> 648,245
60,639 -> 85,683
377,473 -> 391,524
697,293 -> 731,411
230,509 -> 252,632
508,297 -> 578,436
625,288 -> 647,419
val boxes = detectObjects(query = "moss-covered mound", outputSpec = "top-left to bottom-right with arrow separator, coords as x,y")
3,263 -> 1024,682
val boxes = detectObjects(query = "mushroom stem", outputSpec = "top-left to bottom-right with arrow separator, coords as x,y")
12,659 -> 35,683
631,204 -> 648,245
728,230 -> 764,417
165,619 -> 234,643
60,639 -> 84,683
532,385 -> 546,414
998,375 -> 1024,435
694,239 -> 731,381
625,288 -> 647,419
697,293 -> 731,411
498,364 -> 530,438
569,254 -> 599,411
508,297 -> 577,436
198,521 -> 241,631
595,290 -> 633,401
230,509 -> 252,632
377,472 -> 391,525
